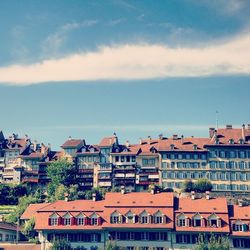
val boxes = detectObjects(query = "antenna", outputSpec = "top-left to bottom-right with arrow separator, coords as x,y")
216,110 -> 219,129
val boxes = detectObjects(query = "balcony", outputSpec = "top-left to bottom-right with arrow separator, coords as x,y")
98,181 -> 112,187
114,161 -> 136,166
22,177 -> 39,183
78,168 -> 93,173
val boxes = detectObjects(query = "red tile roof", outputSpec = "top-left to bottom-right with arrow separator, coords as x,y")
104,192 -> 174,207
99,136 -> 117,147
20,203 -> 51,220
61,139 -> 84,148
0,222 -> 18,231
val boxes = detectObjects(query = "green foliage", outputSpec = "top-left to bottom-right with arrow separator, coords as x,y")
182,179 -> 212,193
4,195 -> 39,224
194,179 -> 213,193
47,158 -> 77,201
105,241 -> 121,250
22,217 -> 36,239
50,239 -> 71,250
0,184 -> 27,205
194,234 -> 230,250
52,184 -> 78,202
83,187 -> 106,200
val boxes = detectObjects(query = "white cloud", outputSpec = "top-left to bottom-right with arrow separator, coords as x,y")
0,32 -> 250,85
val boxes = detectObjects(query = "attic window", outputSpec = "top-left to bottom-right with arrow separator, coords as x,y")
90,147 -> 95,152
193,144 -> 198,150
82,148 -> 86,152
239,139 -> 244,144
170,144 -> 175,150
215,138 -> 220,145
116,148 -> 119,153
229,139 -> 234,144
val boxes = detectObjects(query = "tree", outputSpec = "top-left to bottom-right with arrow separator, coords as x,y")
22,217 -> 36,239
182,180 -> 194,192
4,195 -> 39,223
194,179 -> 213,193
105,241 -> 121,250
47,158 -> 78,201
194,234 -> 230,250
50,239 -> 71,250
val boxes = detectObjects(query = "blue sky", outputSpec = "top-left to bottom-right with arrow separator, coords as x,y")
0,0 -> 250,149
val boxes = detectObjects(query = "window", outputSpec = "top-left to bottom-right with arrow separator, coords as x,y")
91,218 -> 98,225
111,215 -> 120,224
194,219 -> 201,227
178,219 -> 186,227
77,217 -> 85,225
210,219 -> 217,227
50,218 -> 58,226
115,156 -> 119,162
155,216 -> 163,224
176,234 -> 190,244
64,218 -> 71,225
141,216 -> 148,224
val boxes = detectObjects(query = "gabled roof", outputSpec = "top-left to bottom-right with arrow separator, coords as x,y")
0,130 -> 5,141
177,197 -> 228,213
61,139 -> 84,148
104,192 -> 174,207
20,203 -> 51,220
0,221 -> 18,231
99,136 -> 117,147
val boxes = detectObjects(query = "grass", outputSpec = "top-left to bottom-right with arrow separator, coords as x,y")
0,205 -> 16,215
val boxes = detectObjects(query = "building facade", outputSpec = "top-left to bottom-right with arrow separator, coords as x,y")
23,190 -> 250,250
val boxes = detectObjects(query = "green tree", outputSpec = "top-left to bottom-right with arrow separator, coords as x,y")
194,234 -> 230,250
47,158 -> 77,201
105,241 -> 121,250
4,195 -> 38,223
50,239 -> 71,250
194,179 -> 213,193
22,217 -> 36,239
182,180 -> 194,192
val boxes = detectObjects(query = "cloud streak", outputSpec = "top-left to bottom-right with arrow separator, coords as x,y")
0,32 -> 250,85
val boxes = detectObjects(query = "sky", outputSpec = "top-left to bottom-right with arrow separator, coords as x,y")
0,0 -> 250,149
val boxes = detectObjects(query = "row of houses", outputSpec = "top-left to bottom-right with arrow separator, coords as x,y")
21,190 -> 250,250
1,124 -> 250,193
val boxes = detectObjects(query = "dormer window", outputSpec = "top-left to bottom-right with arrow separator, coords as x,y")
154,211 -> 163,224
125,211 -> 135,224
170,144 -> 175,150
193,144 -> 198,150
115,148 -> 119,153
239,139 -> 244,144
193,213 -> 202,227
177,214 -> 188,227
63,212 -> 72,226
90,213 -> 99,225
229,139 -> 234,144
233,221 -> 248,232
49,213 -> 59,226
208,214 -> 221,227
76,212 -> 85,225
140,211 -> 150,224
215,138 -> 220,145
81,147 -> 86,152
111,211 -> 121,224
90,147 -> 95,153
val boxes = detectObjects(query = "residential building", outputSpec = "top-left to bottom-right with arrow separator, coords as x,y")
0,222 -> 18,243
22,190 -> 250,250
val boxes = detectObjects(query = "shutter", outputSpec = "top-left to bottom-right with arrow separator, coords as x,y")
58,217 -> 61,225
186,218 -> 190,227
98,217 -> 102,225
85,217 -> 88,225
71,217 -> 75,225
232,224 -> 236,231
88,217 -> 91,225
217,218 -> 222,228
243,224 -> 248,232
48,218 -> 51,226
202,218 -> 206,227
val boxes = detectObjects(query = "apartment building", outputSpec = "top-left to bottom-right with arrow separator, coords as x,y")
23,190 -> 250,250
0,131 -> 6,182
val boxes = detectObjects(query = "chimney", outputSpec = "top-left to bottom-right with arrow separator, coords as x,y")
48,143 -> 51,152
181,135 -> 184,144
173,134 -> 178,140
139,138 -> 143,145
205,191 -> 210,200
211,129 -> 217,142
92,193 -> 96,201
125,140 -> 130,148
191,191 -> 196,200
248,124 -> 250,130
114,132 -> 118,145
209,128 -> 215,138
64,193 -> 69,202
33,140 -> 37,151
147,136 -> 151,144
242,124 -> 246,141
226,125 -> 232,129
238,199 -> 244,207
150,185 -> 155,195
121,186 -> 125,194
158,134 -> 163,140
68,136 -> 72,141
